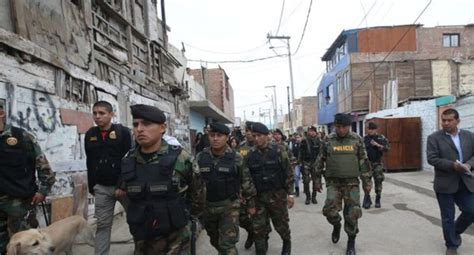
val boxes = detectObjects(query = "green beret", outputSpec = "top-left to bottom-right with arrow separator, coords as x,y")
367,122 -> 378,130
273,128 -> 283,136
130,104 -> 166,124
251,122 -> 269,135
209,122 -> 230,135
334,113 -> 352,126
245,121 -> 254,130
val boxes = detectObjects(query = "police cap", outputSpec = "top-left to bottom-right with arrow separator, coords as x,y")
130,104 -> 166,124
367,122 -> 378,130
209,122 -> 230,135
245,121 -> 254,130
334,113 -> 352,126
251,122 -> 269,135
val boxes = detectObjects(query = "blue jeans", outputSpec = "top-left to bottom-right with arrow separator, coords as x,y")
294,165 -> 301,188
436,180 -> 474,249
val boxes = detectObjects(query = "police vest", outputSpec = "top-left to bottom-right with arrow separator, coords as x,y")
121,146 -> 188,240
325,136 -> 360,178
198,150 -> 240,202
364,135 -> 384,162
0,127 -> 37,198
247,145 -> 285,193
85,124 -> 128,186
303,138 -> 321,162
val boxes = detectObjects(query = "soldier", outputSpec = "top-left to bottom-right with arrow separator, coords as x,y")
194,122 -> 257,254
362,122 -> 390,209
298,126 -> 322,205
246,122 -> 294,255
315,113 -> 370,255
85,100 -> 132,255
0,102 -> 56,253
117,104 -> 204,255
273,129 -> 291,155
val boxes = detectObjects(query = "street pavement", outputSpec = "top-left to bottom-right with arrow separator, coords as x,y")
73,171 -> 474,254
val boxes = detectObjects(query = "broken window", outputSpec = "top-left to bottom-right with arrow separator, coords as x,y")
55,70 -> 97,105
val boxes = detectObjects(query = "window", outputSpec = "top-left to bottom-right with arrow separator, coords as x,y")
443,34 -> 460,47
318,91 -> 324,109
344,71 -> 350,90
336,76 -> 342,93
326,83 -> 334,104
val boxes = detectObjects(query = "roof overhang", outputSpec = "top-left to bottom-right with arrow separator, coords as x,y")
190,100 -> 234,124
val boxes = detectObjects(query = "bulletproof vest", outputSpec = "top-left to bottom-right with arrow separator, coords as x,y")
247,145 -> 285,193
0,127 -> 37,198
303,138 -> 321,162
364,135 -> 384,162
85,124 -> 127,186
198,150 -> 240,202
120,146 -> 188,240
325,135 -> 360,178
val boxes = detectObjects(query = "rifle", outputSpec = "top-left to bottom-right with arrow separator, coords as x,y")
41,201 -> 50,226
190,216 -> 197,255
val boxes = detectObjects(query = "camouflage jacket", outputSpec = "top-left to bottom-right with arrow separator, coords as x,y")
237,140 -> 254,158
273,140 -> 294,161
0,125 -> 56,195
298,136 -> 322,165
120,140 -> 205,215
363,134 -> 390,163
193,146 -> 257,208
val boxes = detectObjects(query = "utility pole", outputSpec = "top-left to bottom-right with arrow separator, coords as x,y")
287,86 -> 292,132
264,85 -> 277,129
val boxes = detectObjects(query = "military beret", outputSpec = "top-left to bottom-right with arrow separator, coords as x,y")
308,126 -> 317,132
273,128 -> 283,136
245,121 -> 254,130
367,122 -> 378,130
251,122 -> 269,135
334,113 -> 352,126
209,122 -> 230,135
130,104 -> 166,124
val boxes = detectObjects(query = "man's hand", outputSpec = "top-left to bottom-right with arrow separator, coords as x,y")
247,207 -> 256,216
287,196 -> 295,209
315,186 -> 323,193
31,193 -> 45,205
114,189 -> 127,199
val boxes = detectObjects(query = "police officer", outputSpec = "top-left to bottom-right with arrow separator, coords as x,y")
362,122 -> 390,209
315,113 -> 370,255
117,104 -> 204,254
194,122 -> 257,254
84,100 -> 132,255
246,122 -> 294,255
0,102 -> 56,253
298,126 -> 322,205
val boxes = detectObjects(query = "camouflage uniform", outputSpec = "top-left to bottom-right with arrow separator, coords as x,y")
246,143 -> 294,254
237,140 -> 254,237
194,146 -> 256,254
316,132 -> 370,238
120,140 -> 204,255
298,136 -> 323,203
0,125 -> 56,252
363,134 -> 390,194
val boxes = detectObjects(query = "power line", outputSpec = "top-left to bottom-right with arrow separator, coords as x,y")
356,0 -> 377,28
275,0 -> 286,35
292,0 -> 313,56
183,42 -> 267,55
236,99 -> 272,109
187,54 -> 287,64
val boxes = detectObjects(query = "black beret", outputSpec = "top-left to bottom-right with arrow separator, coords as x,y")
245,121 -> 254,130
130,104 -> 166,124
367,122 -> 378,130
274,128 -> 283,136
209,122 -> 230,135
308,126 -> 317,132
334,113 -> 352,126
251,122 -> 269,135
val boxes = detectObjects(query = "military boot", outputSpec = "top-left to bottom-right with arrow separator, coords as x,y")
375,194 -> 381,208
305,192 -> 311,205
362,194 -> 372,209
255,239 -> 267,255
295,187 -> 300,197
311,192 -> 317,204
281,240 -> 291,255
332,223 -> 342,243
346,237 -> 356,255
245,232 -> 254,249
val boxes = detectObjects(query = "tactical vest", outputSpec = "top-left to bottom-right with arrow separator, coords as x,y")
85,124 -> 127,186
121,146 -> 188,240
303,138 -> 321,162
325,136 -> 360,178
198,150 -> 240,202
364,135 -> 384,162
247,145 -> 285,193
0,127 -> 37,198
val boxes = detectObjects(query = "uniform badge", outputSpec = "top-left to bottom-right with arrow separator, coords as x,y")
6,137 -> 18,146
89,136 -> 97,141
109,131 -> 117,139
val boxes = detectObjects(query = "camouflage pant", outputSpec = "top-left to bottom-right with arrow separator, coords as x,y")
322,178 -> 362,238
134,224 -> 190,255
240,200 -> 272,237
253,189 -> 290,252
0,195 -> 33,253
362,162 -> 385,194
302,162 -> 322,193
203,199 -> 240,255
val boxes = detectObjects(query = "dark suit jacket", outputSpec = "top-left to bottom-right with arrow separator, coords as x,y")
427,129 -> 474,194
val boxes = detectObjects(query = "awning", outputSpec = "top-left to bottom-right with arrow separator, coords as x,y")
190,100 -> 234,124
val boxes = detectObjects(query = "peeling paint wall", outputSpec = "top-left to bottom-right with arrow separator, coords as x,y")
431,60 -> 451,96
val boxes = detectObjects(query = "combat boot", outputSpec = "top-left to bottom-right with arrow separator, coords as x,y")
244,232 -> 254,249
331,223 -> 341,243
281,240 -> 291,255
311,192 -> 317,204
375,194 -> 381,208
305,192 -> 311,205
346,237 -> 356,255
362,194 -> 372,209
295,187 -> 300,197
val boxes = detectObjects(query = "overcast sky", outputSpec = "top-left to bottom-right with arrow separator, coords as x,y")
165,0 -> 474,123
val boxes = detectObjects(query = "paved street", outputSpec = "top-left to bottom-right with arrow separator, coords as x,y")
73,171 -> 474,254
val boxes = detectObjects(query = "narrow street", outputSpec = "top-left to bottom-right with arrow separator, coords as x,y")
73,171 -> 474,254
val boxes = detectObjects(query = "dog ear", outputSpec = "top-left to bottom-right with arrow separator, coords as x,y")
6,242 -> 21,255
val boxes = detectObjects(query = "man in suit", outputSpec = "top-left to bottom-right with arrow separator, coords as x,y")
427,108 -> 474,255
